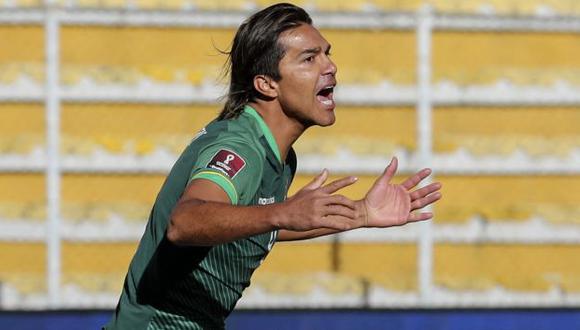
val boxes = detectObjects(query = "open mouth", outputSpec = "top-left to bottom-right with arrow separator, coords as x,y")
316,85 -> 335,107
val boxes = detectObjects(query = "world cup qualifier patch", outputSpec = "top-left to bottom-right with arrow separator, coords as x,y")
207,149 -> 247,179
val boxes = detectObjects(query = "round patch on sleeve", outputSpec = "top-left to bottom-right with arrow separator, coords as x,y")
206,149 -> 247,179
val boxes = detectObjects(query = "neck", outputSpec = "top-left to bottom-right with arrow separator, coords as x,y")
248,101 -> 306,162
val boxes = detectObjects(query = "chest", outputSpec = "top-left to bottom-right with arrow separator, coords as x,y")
253,165 -> 293,206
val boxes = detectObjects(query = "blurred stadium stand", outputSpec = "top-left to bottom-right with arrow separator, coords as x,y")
0,0 -> 579,318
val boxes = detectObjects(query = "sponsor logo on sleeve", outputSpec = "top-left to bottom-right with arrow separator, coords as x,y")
207,149 -> 246,179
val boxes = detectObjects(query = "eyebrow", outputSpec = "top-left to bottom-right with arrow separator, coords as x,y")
299,44 -> 332,57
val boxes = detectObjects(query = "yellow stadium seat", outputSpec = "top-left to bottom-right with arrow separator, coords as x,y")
537,0 -> 575,15
61,26 -> 234,87
135,138 -> 156,155
435,244 -> 580,292
514,0 -> 544,16
319,29 -> 415,85
0,243 -> 46,294
535,204 -> 580,224
258,242 -> 334,274
321,274 -> 365,296
435,0 -> 491,14
0,64 -> 21,84
561,276 -> 580,293
252,242 -> 334,295
156,134 -> 191,154
252,273 -> 318,295
434,107 -> 580,157
76,0 -> 102,8
295,106 -> 416,156
15,0 -> 42,7
0,202 -> 45,220
60,104 -> 210,154
254,0 -> 308,9
100,0 -> 127,8
23,202 -> 46,220
370,0 -> 421,12
435,175 -> 580,224
0,27 -> 43,71
62,242 -> 137,292
310,0 -> 369,12
340,243 -> 417,291
252,242 -> 363,295
157,0 -> 184,10
20,63 -> 44,82
84,204 -> 111,222
0,174 -> 45,220
0,103 -> 45,154
63,273 -> 126,293
61,174 -> 163,220
61,66 -> 84,86
131,0 -> 160,10
0,203 -> 27,220
111,202 -> 151,221
433,31 -> 580,85
193,0 -> 249,11
96,136 -> 126,153
61,135 -> 97,156
141,66 -> 176,82
251,272 -> 364,296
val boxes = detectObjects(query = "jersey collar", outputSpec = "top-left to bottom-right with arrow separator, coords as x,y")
244,105 -> 282,164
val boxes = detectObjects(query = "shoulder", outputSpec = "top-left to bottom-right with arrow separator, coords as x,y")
190,120 -> 265,176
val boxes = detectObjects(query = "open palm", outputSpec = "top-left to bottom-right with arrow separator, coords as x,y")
364,157 -> 441,228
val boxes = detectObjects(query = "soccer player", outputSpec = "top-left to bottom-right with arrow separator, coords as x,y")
104,3 -> 442,329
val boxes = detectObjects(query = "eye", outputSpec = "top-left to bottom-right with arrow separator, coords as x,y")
304,55 -> 314,62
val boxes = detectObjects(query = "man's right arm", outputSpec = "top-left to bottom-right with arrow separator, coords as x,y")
166,176 -> 359,246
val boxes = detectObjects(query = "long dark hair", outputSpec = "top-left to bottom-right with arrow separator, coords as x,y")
218,3 -> 312,120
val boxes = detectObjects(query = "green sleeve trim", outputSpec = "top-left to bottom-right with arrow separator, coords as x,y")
190,171 -> 239,205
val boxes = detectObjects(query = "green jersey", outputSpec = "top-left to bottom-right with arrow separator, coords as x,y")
105,106 -> 297,329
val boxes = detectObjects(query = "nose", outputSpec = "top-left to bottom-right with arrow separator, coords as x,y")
323,54 -> 337,76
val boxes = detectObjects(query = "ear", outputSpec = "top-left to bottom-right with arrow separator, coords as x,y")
253,75 -> 279,99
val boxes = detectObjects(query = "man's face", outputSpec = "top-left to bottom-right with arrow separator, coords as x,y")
274,23 -> 338,128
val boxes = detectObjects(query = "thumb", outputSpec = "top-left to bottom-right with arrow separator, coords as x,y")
302,169 -> 328,191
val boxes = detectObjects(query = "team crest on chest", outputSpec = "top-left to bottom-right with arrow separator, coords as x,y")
207,149 -> 246,179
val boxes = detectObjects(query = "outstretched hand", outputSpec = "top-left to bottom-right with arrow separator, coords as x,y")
278,169 -> 359,232
363,157 -> 442,228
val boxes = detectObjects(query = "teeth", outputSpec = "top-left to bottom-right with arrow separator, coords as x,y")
319,85 -> 334,93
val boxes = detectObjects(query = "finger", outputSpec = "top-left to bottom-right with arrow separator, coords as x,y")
323,194 -> 356,210
302,169 -> 328,191
407,212 -> 433,222
320,176 -> 358,194
401,168 -> 432,190
324,204 -> 356,219
410,182 -> 442,200
377,157 -> 398,185
410,192 -> 442,210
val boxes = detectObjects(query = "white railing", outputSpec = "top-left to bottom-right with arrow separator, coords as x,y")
43,3 -> 62,308
0,5 -> 579,309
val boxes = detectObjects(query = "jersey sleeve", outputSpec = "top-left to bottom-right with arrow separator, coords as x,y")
189,139 -> 263,205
